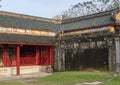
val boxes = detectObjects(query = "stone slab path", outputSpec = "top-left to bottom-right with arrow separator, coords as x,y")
0,72 -> 51,82
75,81 -> 102,85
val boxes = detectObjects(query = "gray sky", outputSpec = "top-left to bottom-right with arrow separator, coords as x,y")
0,0 -> 86,18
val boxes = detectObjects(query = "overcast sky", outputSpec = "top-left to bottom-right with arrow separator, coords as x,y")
0,0 -> 86,18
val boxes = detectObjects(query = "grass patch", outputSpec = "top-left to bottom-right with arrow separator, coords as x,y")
37,71 -> 112,85
0,82 -> 29,85
101,76 -> 120,85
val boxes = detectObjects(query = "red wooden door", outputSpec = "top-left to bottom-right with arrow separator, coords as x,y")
39,47 -> 49,65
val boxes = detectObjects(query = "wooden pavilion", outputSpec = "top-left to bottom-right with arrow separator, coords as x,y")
0,11 -> 59,76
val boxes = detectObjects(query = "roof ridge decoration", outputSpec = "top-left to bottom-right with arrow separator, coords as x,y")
0,11 -> 61,24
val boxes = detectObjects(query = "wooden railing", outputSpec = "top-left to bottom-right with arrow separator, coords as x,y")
10,57 -> 36,66
39,57 -> 49,65
20,57 -> 36,65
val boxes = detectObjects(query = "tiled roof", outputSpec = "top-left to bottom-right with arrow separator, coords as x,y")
0,33 -> 55,44
0,8 -> 119,44
62,8 -> 119,31
0,11 -> 60,31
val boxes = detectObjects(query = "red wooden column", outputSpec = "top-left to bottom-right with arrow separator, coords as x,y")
49,47 -> 54,66
3,45 -> 9,67
16,45 -> 20,76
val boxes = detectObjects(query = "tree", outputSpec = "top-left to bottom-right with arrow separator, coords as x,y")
52,15 -> 62,20
61,0 -> 120,19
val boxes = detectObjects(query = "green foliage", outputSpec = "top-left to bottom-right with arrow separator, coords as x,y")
37,72 -> 112,85
61,0 -> 119,19
0,72 -> 113,85
101,76 -> 120,85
